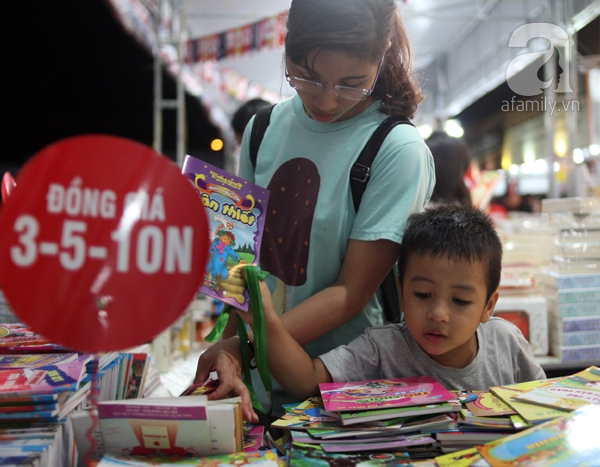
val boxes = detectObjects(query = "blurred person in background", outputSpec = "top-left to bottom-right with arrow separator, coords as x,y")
426,130 -> 472,206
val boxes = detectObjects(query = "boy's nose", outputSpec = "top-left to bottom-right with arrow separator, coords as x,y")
428,303 -> 450,323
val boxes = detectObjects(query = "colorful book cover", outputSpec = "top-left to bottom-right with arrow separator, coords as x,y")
489,379 -> 567,424
514,366 -> 600,411
435,447 -> 483,467
271,397 -> 341,431
243,425 -> 264,452
125,353 -> 149,399
465,391 -> 516,417
0,361 -> 85,396
182,155 -> 270,311
290,443 -> 414,466
96,450 -> 280,466
477,404 -> 600,467
0,352 -> 79,369
319,376 -> 456,413
0,323 -> 49,349
97,395 -> 212,457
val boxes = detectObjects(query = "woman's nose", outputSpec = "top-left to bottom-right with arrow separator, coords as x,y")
313,87 -> 338,112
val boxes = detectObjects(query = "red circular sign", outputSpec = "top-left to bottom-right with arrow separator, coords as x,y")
0,135 -> 209,352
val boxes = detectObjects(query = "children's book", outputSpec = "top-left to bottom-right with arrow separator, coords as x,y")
457,409 -> 515,428
124,353 -> 149,399
337,401 -> 462,426
0,360 -> 85,396
489,379 -> 567,424
435,447 -> 485,467
270,397 -> 341,431
464,391 -> 516,418
289,442 -> 414,466
513,366 -> 600,411
96,450 -> 281,466
181,155 -> 270,311
477,404 -> 600,467
97,395 -> 212,457
0,353 -> 79,369
242,425 -> 264,452
320,434 -> 435,453
319,376 -> 456,413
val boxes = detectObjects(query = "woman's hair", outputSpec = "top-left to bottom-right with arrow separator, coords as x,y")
285,0 -> 423,118
426,131 -> 473,207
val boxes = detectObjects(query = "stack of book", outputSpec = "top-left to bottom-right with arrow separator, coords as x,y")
89,395 -> 245,462
270,375 -> 462,460
0,322 -> 156,466
431,390 -> 531,453
542,197 -> 600,362
432,366 -> 600,464
0,355 -> 93,424
0,357 -> 91,466
435,367 -> 600,466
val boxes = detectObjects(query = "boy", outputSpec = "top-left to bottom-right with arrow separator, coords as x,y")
237,204 -> 545,407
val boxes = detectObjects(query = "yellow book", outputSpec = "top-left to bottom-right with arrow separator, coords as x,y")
490,379 -> 566,424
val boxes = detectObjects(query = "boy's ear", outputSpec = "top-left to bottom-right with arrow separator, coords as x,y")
480,290 -> 500,324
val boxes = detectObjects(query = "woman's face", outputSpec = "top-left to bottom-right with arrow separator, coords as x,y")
286,49 -> 381,124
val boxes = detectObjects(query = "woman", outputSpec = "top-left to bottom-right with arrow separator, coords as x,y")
195,0 -> 435,421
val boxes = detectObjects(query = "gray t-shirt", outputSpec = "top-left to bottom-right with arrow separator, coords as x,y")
319,317 -> 546,391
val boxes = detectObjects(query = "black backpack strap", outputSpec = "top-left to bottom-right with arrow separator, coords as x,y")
350,116 -> 413,212
349,116 -> 413,323
249,104 -> 275,170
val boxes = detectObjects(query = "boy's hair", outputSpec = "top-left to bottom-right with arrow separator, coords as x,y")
285,0 -> 422,119
397,205 -> 502,300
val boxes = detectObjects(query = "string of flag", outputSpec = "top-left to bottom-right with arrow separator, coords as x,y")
186,12 -> 287,64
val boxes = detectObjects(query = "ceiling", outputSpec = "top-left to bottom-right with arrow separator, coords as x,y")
184,0 -> 485,96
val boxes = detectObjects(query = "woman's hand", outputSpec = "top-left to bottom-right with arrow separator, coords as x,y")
194,336 -> 258,423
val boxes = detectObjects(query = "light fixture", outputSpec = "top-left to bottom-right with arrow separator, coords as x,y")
210,139 -> 224,152
443,119 -> 464,138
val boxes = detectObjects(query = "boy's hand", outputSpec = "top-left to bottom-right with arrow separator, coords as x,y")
236,269 -> 278,326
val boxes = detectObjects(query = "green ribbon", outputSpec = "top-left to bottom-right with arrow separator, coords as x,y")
205,265 -> 272,415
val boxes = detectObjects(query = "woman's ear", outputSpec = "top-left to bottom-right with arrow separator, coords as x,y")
480,290 -> 500,324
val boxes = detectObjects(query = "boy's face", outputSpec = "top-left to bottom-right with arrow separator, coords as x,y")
400,253 -> 499,369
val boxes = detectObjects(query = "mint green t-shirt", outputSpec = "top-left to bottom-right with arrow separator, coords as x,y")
239,95 -> 435,361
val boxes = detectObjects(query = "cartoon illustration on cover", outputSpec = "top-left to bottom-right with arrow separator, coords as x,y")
182,155 -> 269,311
319,376 -> 455,412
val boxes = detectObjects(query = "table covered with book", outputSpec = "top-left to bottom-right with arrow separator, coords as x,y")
2,322 -> 600,466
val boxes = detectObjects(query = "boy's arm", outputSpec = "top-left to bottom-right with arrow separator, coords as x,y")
243,281 -> 333,400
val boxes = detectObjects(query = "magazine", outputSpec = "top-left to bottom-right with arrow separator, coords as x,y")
181,156 -> 270,311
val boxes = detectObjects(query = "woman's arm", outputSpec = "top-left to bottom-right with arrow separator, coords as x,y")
279,238 -> 401,345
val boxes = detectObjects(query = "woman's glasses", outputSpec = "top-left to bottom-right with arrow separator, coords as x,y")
285,56 -> 385,101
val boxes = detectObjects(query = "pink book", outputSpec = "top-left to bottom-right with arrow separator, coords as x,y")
319,376 -> 456,413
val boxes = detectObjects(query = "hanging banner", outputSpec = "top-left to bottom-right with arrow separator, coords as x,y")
186,11 -> 287,64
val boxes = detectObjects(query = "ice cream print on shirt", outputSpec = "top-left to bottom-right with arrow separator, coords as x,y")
260,158 -> 320,288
